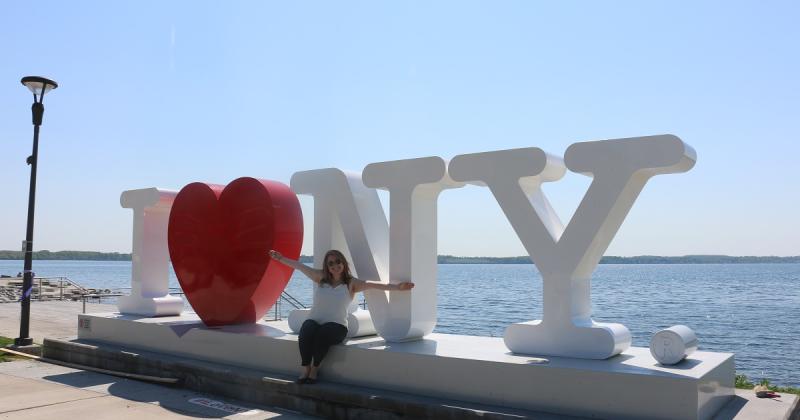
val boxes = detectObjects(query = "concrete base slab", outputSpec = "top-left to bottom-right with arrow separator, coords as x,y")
42,337 -> 576,419
7,344 -> 41,356
65,311 -> 736,419
713,390 -> 798,420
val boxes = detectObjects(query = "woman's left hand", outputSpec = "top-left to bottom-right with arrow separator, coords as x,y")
397,282 -> 415,290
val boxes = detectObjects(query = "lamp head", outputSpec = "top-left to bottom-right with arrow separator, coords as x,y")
21,76 -> 58,97
21,76 -> 57,125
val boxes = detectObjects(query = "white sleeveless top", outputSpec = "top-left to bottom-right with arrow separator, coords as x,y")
308,282 -> 353,327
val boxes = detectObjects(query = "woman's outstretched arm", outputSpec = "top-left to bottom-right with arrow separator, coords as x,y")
269,250 -> 323,283
351,279 -> 414,293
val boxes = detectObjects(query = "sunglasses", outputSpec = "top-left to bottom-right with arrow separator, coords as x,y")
326,259 -> 343,267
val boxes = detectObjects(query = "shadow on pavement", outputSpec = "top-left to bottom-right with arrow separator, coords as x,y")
42,370 -> 288,418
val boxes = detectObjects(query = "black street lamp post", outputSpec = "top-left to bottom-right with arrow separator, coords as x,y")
14,76 -> 58,347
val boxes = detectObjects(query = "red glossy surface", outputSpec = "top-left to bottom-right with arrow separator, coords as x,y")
167,177 -> 303,326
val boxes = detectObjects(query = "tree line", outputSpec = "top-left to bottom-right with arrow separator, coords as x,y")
1,251 -> 797,264
0,250 -> 130,261
439,255 -> 800,264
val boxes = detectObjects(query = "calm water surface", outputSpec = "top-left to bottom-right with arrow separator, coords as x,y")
1,261 -> 797,387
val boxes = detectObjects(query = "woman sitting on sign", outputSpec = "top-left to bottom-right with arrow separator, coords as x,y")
269,249 -> 414,384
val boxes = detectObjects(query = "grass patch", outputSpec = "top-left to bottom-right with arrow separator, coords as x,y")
0,336 -> 27,362
1,336 -> 17,362
736,373 -> 800,395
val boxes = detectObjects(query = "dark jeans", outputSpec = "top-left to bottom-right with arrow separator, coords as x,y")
298,319 -> 348,367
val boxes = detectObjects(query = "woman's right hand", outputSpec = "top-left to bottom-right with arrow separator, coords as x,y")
269,250 -> 283,261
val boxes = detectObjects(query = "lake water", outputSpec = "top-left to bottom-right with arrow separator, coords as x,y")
1,260 -> 797,387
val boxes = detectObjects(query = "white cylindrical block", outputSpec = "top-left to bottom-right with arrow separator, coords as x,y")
649,325 -> 698,365
346,308 -> 376,338
287,308 -> 376,338
288,308 -> 311,333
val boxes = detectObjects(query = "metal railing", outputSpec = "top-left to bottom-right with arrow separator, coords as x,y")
264,292 -> 366,321
15,276 -> 88,301
81,292 -> 124,313
78,288 -> 310,320
6,277 -> 364,323
3,277 -> 319,320
281,291 -> 306,310
268,291 -> 308,321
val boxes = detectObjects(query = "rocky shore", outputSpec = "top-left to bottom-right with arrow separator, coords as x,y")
0,277 -> 109,303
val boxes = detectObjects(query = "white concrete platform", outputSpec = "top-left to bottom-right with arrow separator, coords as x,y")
77,312 -> 735,420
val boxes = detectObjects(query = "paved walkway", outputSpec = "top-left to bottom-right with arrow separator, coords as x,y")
0,300 -> 116,343
0,301 -> 312,418
0,359 -> 311,419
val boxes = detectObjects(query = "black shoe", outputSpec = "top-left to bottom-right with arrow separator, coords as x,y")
306,377 -> 317,384
295,377 -> 309,384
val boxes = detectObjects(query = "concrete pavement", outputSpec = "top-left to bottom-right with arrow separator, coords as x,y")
0,300 -> 116,344
1,302 -> 314,419
0,359 -> 313,419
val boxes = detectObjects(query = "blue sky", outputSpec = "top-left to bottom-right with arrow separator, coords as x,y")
1,1 -> 798,257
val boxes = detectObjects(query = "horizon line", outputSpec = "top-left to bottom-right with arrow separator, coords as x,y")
0,250 -> 798,259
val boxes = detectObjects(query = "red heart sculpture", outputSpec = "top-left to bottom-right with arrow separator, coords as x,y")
167,177 -> 303,326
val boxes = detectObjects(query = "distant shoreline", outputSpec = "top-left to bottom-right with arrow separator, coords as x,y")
439,255 -> 800,264
0,250 -> 798,264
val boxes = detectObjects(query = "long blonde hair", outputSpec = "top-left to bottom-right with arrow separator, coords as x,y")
321,249 -> 353,286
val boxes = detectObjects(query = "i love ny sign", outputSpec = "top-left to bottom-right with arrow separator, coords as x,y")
117,134 -> 695,359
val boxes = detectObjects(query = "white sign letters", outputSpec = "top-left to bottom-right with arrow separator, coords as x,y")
451,135 -> 695,358
119,134 -> 695,359
117,188 -> 184,316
